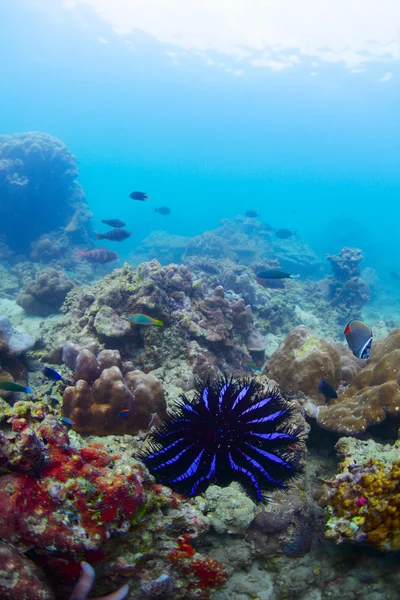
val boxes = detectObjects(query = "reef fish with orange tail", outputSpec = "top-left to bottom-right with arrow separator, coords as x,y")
76,247 -> 118,264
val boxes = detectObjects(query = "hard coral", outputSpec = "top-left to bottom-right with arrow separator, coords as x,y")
0,132 -> 90,254
318,328 -> 400,434
0,416 -> 151,555
17,268 -> 75,316
62,346 -> 167,435
265,326 -> 342,400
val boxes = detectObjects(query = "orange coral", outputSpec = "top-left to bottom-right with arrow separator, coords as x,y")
320,457 -> 400,552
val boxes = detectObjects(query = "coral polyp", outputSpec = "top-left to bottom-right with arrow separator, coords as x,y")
141,377 -> 303,502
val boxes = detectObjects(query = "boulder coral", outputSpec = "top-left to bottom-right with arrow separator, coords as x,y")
265,326 -> 342,400
62,346 -> 167,435
318,328 -> 400,434
16,268 -> 75,316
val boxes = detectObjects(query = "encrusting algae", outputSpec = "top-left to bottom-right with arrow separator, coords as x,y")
317,440 -> 400,552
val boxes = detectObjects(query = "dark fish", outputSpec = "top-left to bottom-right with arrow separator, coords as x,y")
245,210 -> 260,218
255,276 -> 285,289
60,417 -> 74,427
275,228 -> 296,239
155,206 -> 171,215
257,269 -> 291,280
0,381 -> 31,394
76,248 -> 118,264
43,367 -> 63,381
130,191 -> 150,201
390,271 -> 400,280
344,320 -> 373,359
318,378 -> 338,400
101,219 -> 126,228
95,229 -> 131,242
118,409 -> 130,418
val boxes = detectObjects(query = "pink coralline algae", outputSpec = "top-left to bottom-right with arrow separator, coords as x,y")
0,416 -> 152,558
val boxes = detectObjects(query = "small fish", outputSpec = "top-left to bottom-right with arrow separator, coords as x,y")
243,363 -> 262,372
128,314 -> 163,327
0,381 -> 31,394
95,229 -> 131,242
390,271 -> 400,280
118,409 -> 130,418
318,378 -> 338,400
245,210 -> 260,218
76,247 -> 118,264
255,276 -> 285,289
344,320 -> 373,359
155,206 -> 171,215
43,366 -> 63,381
101,219 -> 126,228
130,191 -> 150,201
60,417 -> 75,427
275,228 -> 296,239
257,269 -> 291,280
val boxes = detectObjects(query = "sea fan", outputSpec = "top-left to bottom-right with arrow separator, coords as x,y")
141,377 -> 303,502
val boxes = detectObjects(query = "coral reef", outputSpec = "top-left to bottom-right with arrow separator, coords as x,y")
43,261 -> 269,378
0,414 -> 229,600
16,268 -> 75,316
316,437 -> 400,552
325,247 -> 370,322
317,328 -> 400,434
62,345 -> 167,435
0,132 -> 91,254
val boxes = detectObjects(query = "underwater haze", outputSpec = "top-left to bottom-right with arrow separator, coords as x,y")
3,2 -> 400,599
2,0 -> 400,273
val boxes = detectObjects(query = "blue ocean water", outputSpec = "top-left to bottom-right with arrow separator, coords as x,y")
2,0 -> 399,286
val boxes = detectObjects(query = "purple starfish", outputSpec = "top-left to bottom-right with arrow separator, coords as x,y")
70,562 -> 129,600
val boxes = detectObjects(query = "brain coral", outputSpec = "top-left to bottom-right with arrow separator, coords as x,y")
317,328 -> 400,434
0,132 -> 90,254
